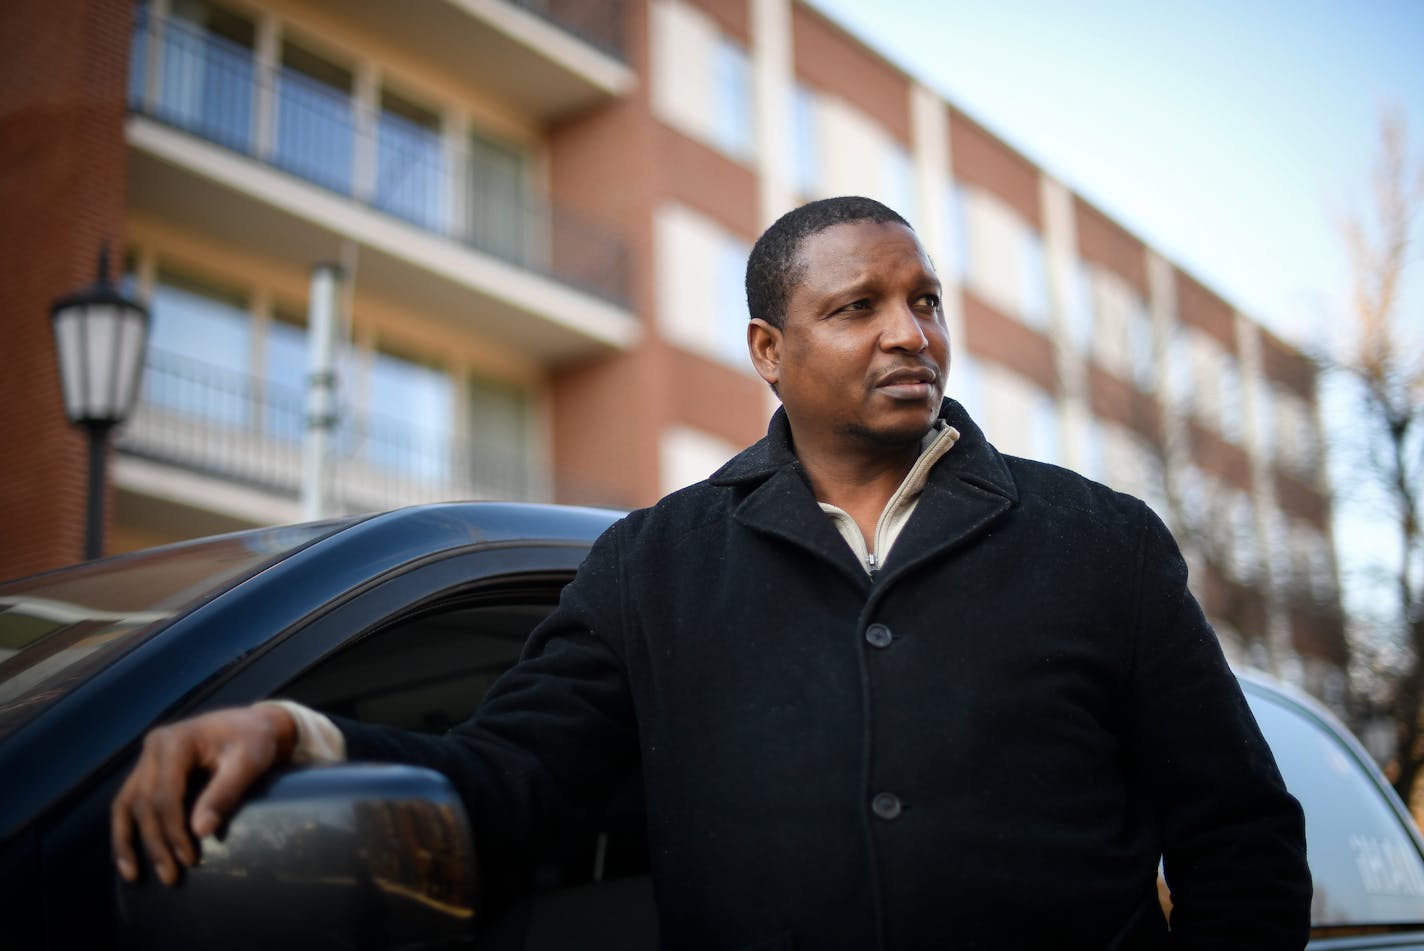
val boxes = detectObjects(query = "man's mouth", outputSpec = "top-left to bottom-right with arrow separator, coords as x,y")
875,366 -> 939,401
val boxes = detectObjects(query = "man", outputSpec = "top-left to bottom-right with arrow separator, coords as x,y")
113,197 -> 1311,949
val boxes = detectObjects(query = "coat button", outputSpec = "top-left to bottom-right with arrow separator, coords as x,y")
865,623 -> 893,648
871,792 -> 902,820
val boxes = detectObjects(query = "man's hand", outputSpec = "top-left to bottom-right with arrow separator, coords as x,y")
110,704 -> 298,886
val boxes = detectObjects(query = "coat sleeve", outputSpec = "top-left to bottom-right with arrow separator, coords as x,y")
333,520 -> 640,908
1125,503 -> 1312,949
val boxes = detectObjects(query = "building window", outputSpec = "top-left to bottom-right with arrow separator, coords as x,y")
651,0 -> 755,164
942,182 -> 968,284
661,425 -> 737,496
274,38 -> 355,194
360,346 -> 454,484
1019,229 -> 1049,330
466,129 -> 528,264
146,267 -> 253,427
1063,259 -> 1095,353
133,0 -> 256,152
467,375 -> 531,498
1029,387 -> 1060,464
1126,297 -> 1156,392
712,35 -> 755,162
655,204 -> 752,369
260,308 -> 309,443
950,349 -> 982,418
962,188 -> 1048,329
1218,354 -> 1244,443
376,88 -> 445,232
882,146 -> 915,220
791,84 -> 819,196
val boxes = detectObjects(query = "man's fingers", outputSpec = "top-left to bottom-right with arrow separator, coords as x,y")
190,741 -> 272,839
110,782 -> 140,883
111,706 -> 298,886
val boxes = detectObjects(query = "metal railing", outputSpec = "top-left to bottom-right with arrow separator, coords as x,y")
128,11 -> 629,306
120,349 -> 540,511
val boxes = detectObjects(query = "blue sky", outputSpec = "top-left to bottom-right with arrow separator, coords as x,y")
810,0 -> 1424,351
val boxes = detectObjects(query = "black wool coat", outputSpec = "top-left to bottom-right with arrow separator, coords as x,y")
339,399 -> 1311,950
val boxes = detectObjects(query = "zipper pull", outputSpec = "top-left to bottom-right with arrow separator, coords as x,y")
866,551 -> 879,576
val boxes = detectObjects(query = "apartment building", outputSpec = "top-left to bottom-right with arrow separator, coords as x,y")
1,0 -> 1344,700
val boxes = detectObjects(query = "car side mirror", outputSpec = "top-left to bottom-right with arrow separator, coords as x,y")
115,763 -> 476,950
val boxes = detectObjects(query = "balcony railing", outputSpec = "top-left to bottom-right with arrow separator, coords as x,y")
127,11 -> 629,306
120,349 -> 540,512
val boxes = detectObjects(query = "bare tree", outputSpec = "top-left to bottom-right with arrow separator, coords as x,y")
1330,109 -> 1424,807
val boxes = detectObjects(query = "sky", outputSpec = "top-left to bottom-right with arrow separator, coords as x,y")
810,0 -> 1424,351
806,0 -> 1424,632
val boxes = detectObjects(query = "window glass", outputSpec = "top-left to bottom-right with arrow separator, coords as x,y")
147,268 -> 252,427
282,600 -> 548,732
791,84 -> 819,196
262,309 -> 308,443
1065,259 -> 1095,353
1244,686 -> 1424,927
1127,297 -> 1156,391
882,147 -> 915,221
154,0 -> 256,151
942,182 -> 968,284
376,88 -> 445,232
364,347 -> 453,484
275,39 -> 354,194
711,36 -> 754,161
467,375 -> 531,499
1019,229 -> 1049,329
1219,354 -> 1243,443
1029,388 -> 1060,464
716,236 -> 751,364
468,129 -> 528,264
0,521 -> 344,742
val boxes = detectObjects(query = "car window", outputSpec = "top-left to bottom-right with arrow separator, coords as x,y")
280,599 -> 550,732
1245,686 -> 1424,929
274,583 -> 656,950
0,521 -> 345,741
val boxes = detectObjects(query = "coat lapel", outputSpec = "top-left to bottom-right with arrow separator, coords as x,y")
872,404 -> 1018,594
709,400 -> 1017,596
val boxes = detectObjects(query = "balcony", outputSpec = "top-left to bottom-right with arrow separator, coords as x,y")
126,11 -> 637,362
304,0 -> 633,120
119,349 -> 541,516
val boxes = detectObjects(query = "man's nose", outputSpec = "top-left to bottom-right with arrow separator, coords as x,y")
881,302 -> 929,352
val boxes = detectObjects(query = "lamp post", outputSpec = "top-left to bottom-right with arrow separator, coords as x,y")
50,246 -> 150,561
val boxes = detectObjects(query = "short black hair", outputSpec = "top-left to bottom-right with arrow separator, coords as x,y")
745,196 -> 911,328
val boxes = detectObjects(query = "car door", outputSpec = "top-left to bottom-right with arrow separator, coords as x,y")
191,543 -> 657,951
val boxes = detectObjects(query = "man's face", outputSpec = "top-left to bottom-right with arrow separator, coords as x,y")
749,220 -> 949,453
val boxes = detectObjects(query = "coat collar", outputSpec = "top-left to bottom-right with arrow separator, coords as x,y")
710,399 -> 1019,588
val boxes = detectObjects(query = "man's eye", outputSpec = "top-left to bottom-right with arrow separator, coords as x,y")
918,294 -> 941,309
839,300 -> 870,313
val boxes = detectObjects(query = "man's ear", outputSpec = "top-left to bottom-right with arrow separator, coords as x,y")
748,318 -> 782,389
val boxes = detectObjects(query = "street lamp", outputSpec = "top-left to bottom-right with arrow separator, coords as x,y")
50,246 -> 150,560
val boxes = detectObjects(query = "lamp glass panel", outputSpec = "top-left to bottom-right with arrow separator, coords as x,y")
114,309 -> 150,419
83,306 -> 122,421
52,308 -> 87,422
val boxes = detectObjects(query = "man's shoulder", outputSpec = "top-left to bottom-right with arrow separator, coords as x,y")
613,477 -> 741,553
999,454 -> 1157,532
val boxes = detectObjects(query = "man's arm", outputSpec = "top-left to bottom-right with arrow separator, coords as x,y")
112,518 -> 638,892
1126,504 -> 1311,947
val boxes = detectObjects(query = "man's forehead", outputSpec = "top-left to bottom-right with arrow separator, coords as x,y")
794,219 -> 934,280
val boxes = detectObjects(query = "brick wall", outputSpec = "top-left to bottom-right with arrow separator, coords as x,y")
0,0 -> 131,578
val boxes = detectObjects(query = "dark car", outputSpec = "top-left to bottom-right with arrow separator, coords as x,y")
1,502 -> 1422,948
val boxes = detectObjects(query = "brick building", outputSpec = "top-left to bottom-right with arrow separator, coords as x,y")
0,0 -> 1345,701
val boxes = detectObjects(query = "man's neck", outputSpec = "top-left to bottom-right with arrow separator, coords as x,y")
796,438 -> 923,550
